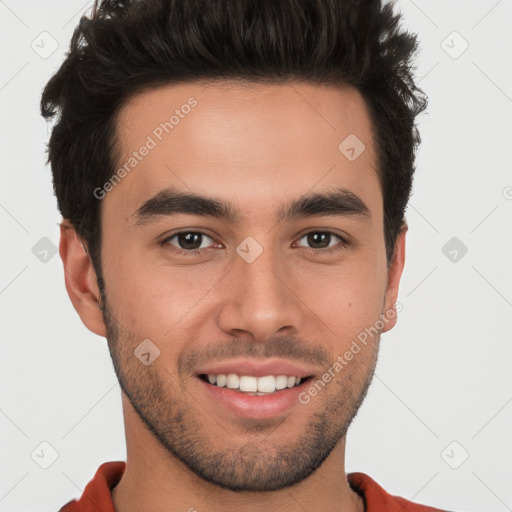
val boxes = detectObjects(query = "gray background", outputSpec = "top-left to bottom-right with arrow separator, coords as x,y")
1,0 -> 511,510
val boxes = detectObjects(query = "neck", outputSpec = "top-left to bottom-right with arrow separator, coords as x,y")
112,397 -> 364,512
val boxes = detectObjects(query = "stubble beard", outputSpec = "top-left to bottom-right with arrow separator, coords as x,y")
100,296 -> 378,492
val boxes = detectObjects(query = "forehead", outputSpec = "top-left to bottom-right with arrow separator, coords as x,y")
108,80 -> 381,223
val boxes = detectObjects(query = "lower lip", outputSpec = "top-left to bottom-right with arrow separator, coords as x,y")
197,377 -> 310,419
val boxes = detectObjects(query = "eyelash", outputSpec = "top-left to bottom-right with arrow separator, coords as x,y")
160,230 -> 349,257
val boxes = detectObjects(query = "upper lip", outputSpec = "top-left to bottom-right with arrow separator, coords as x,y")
195,358 -> 319,378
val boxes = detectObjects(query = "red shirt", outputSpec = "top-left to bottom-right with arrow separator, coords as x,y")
59,461 -> 448,511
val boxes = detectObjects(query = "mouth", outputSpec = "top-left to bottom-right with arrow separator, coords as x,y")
195,371 -> 315,419
198,373 -> 312,395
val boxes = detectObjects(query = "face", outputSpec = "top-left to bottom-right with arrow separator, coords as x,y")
83,81 -> 405,491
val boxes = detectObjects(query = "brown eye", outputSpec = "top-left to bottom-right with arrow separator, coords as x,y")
296,231 -> 348,252
163,231 -> 216,256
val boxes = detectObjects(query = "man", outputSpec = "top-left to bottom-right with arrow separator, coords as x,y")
41,0 -> 448,510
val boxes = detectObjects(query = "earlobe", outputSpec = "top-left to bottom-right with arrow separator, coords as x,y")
381,223 -> 407,333
59,220 -> 107,337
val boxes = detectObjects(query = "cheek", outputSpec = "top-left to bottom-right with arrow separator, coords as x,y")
103,251 -> 221,337
302,260 -> 387,335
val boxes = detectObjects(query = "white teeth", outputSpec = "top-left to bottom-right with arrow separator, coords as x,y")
226,373 -> 239,389
205,373 -> 305,393
275,375 -> 288,390
257,375 -> 276,393
239,376 -> 258,392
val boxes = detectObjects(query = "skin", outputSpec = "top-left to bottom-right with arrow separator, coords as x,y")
60,81 -> 406,512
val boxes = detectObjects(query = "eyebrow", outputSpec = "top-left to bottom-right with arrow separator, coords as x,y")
131,186 -> 371,226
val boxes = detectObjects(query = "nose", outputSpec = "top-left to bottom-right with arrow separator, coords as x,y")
216,241 -> 307,343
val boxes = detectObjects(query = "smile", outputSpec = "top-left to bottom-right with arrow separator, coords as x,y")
199,373 -> 305,395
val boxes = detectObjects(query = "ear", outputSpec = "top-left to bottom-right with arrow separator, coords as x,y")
381,223 -> 407,333
59,220 -> 107,337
